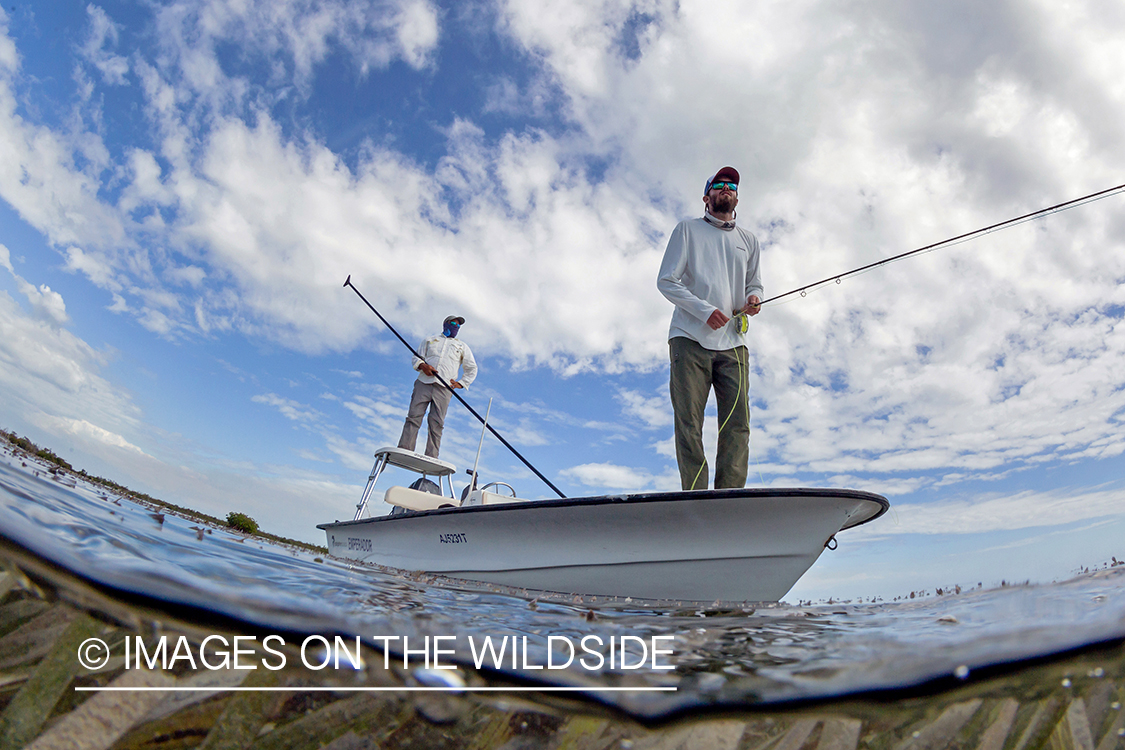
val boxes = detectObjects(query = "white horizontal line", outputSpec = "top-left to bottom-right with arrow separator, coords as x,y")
75,686 -> 677,692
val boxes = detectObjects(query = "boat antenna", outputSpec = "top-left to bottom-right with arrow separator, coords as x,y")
343,276 -> 567,499
757,181 -> 1125,307
469,397 -> 493,494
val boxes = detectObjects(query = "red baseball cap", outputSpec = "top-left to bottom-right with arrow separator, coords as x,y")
704,166 -> 740,195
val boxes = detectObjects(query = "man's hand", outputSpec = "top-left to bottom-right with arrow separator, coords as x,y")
706,309 -> 730,330
420,363 -> 437,377
450,379 -> 464,389
740,295 -> 762,317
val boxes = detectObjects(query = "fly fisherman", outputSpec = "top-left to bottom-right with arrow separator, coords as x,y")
397,315 -> 477,458
657,166 -> 763,490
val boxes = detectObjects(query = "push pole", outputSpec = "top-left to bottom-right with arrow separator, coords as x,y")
343,276 -> 567,499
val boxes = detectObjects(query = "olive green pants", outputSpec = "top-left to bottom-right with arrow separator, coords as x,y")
669,337 -> 750,490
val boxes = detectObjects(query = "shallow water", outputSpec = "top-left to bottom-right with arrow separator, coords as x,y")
1,448 -> 1124,747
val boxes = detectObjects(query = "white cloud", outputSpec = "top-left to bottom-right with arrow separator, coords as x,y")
165,264 -> 206,288
137,308 -> 177,336
0,289 -> 138,444
152,0 -> 441,97
43,416 -> 148,455
561,461 -> 652,490
616,387 -> 670,429
850,484 -> 1125,538
0,47 -> 126,249
81,5 -> 130,85
251,393 -> 324,423
342,394 -> 404,422
393,0 -> 441,69
0,9 -> 16,74
324,432 -> 381,473
125,111 -> 672,367
2,243 -> 69,326
119,149 -> 175,215
18,281 -> 69,326
64,247 -> 121,292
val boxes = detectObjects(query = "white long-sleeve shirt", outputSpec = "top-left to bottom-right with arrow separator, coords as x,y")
657,215 -> 764,351
412,334 -> 477,388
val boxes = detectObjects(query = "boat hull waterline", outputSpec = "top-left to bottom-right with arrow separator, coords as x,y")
318,488 -> 888,602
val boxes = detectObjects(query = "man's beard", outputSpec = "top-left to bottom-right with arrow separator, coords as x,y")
710,192 -> 736,214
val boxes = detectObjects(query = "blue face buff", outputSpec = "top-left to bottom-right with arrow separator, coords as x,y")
443,321 -> 461,338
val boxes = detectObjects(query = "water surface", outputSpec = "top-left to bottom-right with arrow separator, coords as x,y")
1,448 -> 1123,736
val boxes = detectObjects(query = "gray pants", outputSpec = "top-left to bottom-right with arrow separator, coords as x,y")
669,337 -> 750,490
398,380 -> 454,458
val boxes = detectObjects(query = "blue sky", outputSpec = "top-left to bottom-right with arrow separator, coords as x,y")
1,0 -> 1123,602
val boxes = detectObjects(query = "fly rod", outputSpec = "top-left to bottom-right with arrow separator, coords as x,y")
757,181 -> 1125,308
343,275 -> 567,499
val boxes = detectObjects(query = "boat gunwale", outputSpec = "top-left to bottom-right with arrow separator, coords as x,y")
318,487 -> 889,531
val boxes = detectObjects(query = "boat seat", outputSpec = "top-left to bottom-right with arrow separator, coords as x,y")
466,489 -> 529,506
384,486 -> 458,512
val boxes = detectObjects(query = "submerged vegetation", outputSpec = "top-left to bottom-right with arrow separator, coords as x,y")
1,584 -> 1125,749
1,427 -> 326,554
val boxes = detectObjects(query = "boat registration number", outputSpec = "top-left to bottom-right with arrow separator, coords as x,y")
439,532 -> 467,544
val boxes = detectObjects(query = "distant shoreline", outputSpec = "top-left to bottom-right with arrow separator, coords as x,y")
0,429 -> 327,556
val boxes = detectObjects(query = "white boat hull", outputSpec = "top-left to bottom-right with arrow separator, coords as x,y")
319,488 -> 888,602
